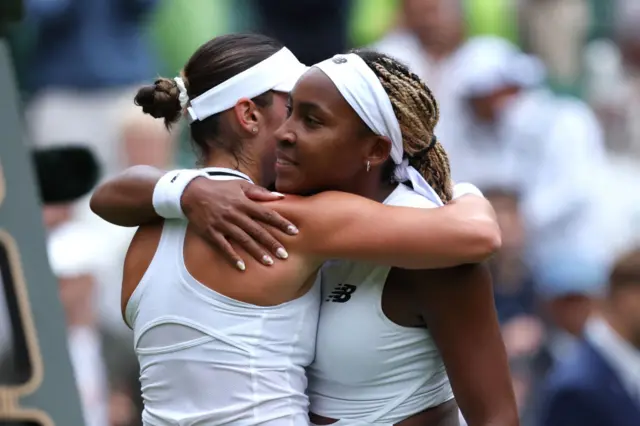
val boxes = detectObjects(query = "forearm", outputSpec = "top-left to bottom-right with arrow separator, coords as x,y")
344,195 -> 500,269
274,192 -> 500,270
90,165 -> 163,227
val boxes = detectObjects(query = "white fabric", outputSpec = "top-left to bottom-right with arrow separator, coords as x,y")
127,170 -> 320,426
67,326 -> 110,426
152,169 -> 208,220
586,316 -> 640,403
307,184 -> 453,424
444,87 -> 611,293
174,77 -> 189,109
186,47 -> 308,123
452,182 -> 484,199
313,54 -> 443,206
453,36 -> 546,98
371,30 -> 467,139
47,221 -> 105,277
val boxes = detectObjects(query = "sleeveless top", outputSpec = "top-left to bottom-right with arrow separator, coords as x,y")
307,184 -> 454,425
125,168 -> 321,426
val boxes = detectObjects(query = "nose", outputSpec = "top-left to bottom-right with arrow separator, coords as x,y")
274,119 -> 296,146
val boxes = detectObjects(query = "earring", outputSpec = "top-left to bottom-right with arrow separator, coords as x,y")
366,161 -> 371,172
252,127 -> 258,134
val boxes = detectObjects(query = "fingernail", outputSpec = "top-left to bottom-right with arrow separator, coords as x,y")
271,192 -> 285,197
262,255 -> 274,265
276,247 -> 289,259
236,260 -> 246,271
287,225 -> 299,235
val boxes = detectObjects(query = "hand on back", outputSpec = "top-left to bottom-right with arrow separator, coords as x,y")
180,178 -> 299,270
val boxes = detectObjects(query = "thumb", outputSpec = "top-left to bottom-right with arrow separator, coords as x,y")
242,184 -> 285,201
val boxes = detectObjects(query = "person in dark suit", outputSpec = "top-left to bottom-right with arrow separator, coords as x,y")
539,248 -> 640,426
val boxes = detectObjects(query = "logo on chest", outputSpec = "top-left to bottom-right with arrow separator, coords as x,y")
325,284 -> 357,303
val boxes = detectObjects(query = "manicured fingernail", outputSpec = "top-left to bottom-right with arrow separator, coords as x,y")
287,225 -> 299,235
276,248 -> 288,259
271,192 -> 285,197
262,255 -> 274,265
236,260 -> 246,271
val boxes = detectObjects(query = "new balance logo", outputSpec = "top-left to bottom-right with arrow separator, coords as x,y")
325,284 -> 357,303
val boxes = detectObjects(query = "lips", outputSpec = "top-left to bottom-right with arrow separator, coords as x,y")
276,151 -> 297,166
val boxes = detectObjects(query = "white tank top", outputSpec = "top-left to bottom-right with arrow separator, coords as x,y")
307,184 -> 453,425
125,169 -> 321,426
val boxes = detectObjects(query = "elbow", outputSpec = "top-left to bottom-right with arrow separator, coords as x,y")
487,407 -> 520,426
468,217 -> 502,262
89,185 -> 109,220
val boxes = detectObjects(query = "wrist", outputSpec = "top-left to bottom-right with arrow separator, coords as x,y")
180,176 -> 208,218
152,169 -> 208,219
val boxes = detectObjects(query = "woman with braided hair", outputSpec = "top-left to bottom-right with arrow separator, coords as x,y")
274,49 -> 518,426
91,34 -> 505,425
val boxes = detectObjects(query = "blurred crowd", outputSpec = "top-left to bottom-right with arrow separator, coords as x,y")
1,0 -> 640,425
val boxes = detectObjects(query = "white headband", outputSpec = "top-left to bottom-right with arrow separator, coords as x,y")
179,47 -> 308,123
314,53 -> 444,206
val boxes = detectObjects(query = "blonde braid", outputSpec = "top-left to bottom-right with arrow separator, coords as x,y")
355,51 -> 453,203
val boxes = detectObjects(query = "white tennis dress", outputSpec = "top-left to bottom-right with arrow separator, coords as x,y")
126,168 -> 321,426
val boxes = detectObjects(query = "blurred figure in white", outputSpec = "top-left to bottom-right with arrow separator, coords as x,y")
446,36 -> 611,340
22,0 -> 174,224
584,0 -> 640,156
520,0 -> 590,92
47,223 -> 110,426
372,0 -> 466,133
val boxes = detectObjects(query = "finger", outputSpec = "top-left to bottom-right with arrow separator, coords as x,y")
225,223 -> 275,266
232,214 -> 289,260
242,183 -> 285,202
244,203 -> 299,236
209,231 -> 246,272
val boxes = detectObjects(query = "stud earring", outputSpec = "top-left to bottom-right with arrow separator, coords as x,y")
252,127 -> 258,134
366,161 -> 371,172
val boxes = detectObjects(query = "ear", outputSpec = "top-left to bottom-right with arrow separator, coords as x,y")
232,97 -> 262,135
365,136 -> 392,168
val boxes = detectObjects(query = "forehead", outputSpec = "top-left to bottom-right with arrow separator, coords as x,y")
290,68 -> 352,113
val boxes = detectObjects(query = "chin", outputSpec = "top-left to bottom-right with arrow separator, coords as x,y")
275,176 -> 301,195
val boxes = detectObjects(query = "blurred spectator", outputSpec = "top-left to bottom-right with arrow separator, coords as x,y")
520,0 -> 591,94
0,146 -> 138,426
372,0 -> 466,129
442,37 -> 610,339
20,0 -> 171,182
485,187 -> 548,426
539,248 -> 640,426
252,0 -> 351,65
485,188 -> 536,325
585,0 -> 640,156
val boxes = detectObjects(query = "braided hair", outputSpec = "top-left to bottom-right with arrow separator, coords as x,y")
354,49 -> 453,203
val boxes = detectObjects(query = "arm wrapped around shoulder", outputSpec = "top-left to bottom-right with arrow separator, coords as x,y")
268,191 -> 501,269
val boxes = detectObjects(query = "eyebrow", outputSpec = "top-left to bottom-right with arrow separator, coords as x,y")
294,98 -> 333,118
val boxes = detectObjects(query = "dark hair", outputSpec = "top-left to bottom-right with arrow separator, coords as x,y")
134,33 -> 283,160
353,49 -> 453,203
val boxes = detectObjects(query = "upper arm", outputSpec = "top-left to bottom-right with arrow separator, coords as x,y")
90,165 -> 165,227
268,192 -> 500,270
409,264 -> 518,426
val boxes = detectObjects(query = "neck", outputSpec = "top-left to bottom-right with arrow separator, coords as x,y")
340,170 -> 396,203
203,149 -> 263,185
